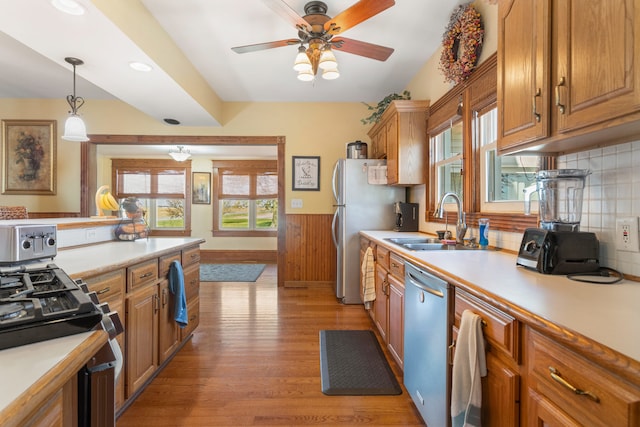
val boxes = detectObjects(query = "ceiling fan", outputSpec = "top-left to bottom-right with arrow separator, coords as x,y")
231,0 -> 395,80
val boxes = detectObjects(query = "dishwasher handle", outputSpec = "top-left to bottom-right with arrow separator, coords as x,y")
406,271 -> 445,298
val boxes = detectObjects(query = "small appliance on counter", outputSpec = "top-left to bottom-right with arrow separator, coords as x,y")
517,169 -> 600,274
346,141 -> 368,159
394,202 -> 419,232
516,228 -> 600,274
0,224 -> 57,265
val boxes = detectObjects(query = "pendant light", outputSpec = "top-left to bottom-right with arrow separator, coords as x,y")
168,146 -> 191,161
62,57 -> 89,142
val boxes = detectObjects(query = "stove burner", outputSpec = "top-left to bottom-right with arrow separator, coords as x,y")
0,302 -> 28,320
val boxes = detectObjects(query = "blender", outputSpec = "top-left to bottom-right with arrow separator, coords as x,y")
517,169 -> 600,274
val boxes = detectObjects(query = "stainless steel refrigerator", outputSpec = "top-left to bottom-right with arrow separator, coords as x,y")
331,158 -> 405,304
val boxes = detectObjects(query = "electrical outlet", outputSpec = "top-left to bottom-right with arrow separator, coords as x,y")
616,217 -> 640,252
291,199 -> 303,209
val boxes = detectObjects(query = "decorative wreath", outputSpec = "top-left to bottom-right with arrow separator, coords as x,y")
439,3 -> 484,85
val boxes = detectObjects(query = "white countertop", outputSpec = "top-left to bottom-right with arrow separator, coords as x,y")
362,230 -> 640,363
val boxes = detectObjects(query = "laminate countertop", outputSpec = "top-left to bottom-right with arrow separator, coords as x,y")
361,230 -> 640,368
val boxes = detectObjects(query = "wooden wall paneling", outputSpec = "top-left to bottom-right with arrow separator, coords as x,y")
284,214 -> 336,286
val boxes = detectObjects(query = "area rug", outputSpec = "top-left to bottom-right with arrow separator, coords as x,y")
319,330 -> 402,396
199,263 -> 266,282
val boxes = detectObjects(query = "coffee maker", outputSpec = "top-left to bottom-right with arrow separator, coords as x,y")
517,169 -> 600,274
394,202 -> 419,232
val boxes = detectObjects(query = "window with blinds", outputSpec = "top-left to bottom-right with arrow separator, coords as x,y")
112,159 -> 191,236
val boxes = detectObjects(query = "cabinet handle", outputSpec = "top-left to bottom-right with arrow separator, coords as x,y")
532,88 -> 542,122
548,366 -> 599,402
153,294 -> 160,313
162,288 -> 168,307
448,340 -> 456,365
555,77 -> 566,114
97,287 -> 110,295
139,272 -> 153,279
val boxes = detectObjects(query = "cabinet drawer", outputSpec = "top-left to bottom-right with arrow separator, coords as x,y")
183,263 -> 199,302
182,246 -> 200,267
528,329 -> 640,427
180,296 -> 200,341
127,259 -> 159,292
389,252 -> 405,279
84,269 -> 125,303
360,237 -> 375,253
376,245 -> 390,270
159,252 -> 182,278
455,289 -> 519,362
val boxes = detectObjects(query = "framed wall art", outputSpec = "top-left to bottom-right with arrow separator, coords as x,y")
292,156 -> 320,191
192,172 -> 211,204
2,119 -> 57,195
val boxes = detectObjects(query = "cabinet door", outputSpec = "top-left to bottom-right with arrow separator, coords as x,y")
387,274 -> 404,369
498,0 -> 551,151
483,353 -> 520,427
126,284 -> 159,397
158,279 -> 180,364
554,0 -> 640,133
527,388 -> 580,427
385,117 -> 399,184
373,264 -> 388,342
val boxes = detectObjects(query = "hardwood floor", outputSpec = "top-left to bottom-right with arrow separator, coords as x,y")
116,265 -> 425,426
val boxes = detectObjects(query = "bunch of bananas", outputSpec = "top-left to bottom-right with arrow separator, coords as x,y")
95,185 -> 120,213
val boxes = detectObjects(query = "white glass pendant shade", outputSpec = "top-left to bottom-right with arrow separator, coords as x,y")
322,67 -> 340,80
297,69 -> 315,82
168,146 -> 191,161
293,50 -> 312,72
319,49 -> 337,70
62,114 -> 89,141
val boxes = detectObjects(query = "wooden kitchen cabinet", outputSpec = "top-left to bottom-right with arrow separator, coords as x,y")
125,282 -> 159,397
454,288 -> 521,427
387,272 -> 404,370
158,253 -> 182,364
498,0 -> 640,154
367,100 -> 429,185
526,327 -> 640,427
373,263 -> 389,342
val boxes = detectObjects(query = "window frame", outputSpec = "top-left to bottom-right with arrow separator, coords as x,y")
111,158 -> 192,237
212,160 -> 278,237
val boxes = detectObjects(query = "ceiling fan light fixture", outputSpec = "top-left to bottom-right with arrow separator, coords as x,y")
51,0 -> 85,15
297,69 -> 315,82
168,146 -> 191,162
319,48 -> 337,70
322,67 -> 340,80
293,47 -> 312,72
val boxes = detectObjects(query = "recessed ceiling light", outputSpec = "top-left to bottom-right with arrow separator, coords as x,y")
51,0 -> 85,15
129,61 -> 153,72
164,118 -> 180,125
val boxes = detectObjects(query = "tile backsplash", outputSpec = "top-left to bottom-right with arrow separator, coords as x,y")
557,140 -> 640,277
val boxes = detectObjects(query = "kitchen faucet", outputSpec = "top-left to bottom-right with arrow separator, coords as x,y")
434,192 -> 467,244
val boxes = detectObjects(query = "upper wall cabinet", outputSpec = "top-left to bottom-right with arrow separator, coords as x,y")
367,100 -> 429,185
498,0 -> 640,155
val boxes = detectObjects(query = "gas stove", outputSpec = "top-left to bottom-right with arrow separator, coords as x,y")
0,263 -> 104,350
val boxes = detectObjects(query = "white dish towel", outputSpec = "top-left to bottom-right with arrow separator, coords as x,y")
361,246 -> 376,309
451,309 -> 487,427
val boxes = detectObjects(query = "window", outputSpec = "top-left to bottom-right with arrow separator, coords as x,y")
477,108 -> 541,212
433,120 -> 464,199
212,160 -> 278,237
112,159 -> 191,236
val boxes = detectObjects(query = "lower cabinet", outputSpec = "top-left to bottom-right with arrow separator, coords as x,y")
387,273 -> 404,370
373,263 -> 389,342
126,282 -> 159,397
158,279 -> 181,364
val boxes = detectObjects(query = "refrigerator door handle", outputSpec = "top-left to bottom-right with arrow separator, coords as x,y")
331,208 -> 340,248
331,160 -> 340,204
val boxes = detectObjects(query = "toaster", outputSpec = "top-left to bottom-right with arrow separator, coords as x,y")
516,228 -> 600,274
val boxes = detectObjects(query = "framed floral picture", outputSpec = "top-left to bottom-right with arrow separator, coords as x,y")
2,119 -> 56,195
292,156 -> 320,191
192,172 -> 211,204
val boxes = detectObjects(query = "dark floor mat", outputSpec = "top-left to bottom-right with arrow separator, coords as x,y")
319,329 -> 402,396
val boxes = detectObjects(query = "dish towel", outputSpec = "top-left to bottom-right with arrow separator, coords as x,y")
451,310 -> 487,427
169,260 -> 188,328
361,246 -> 376,309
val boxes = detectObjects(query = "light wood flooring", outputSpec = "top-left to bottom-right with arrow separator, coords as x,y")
116,265 -> 425,426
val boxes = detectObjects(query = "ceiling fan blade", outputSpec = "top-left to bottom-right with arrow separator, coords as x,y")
333,37 -> 394,61
232,39 -> 300,54
262,0 -> 312,33
324,0 -> 395,35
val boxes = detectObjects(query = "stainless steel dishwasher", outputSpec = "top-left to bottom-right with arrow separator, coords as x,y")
404,262 -> 452,427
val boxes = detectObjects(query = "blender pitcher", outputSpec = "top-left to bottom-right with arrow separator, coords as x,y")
536,169 -> 590,231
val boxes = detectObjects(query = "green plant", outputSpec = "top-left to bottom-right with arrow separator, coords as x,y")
361,90 -> 411,125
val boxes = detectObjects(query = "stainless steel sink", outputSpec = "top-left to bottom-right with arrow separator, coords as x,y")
385,237 -> 477,251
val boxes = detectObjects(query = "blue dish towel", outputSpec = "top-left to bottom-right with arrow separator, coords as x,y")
169,260 -> 188,328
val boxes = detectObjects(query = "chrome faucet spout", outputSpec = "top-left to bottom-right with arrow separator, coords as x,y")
435,192 -> 467,244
